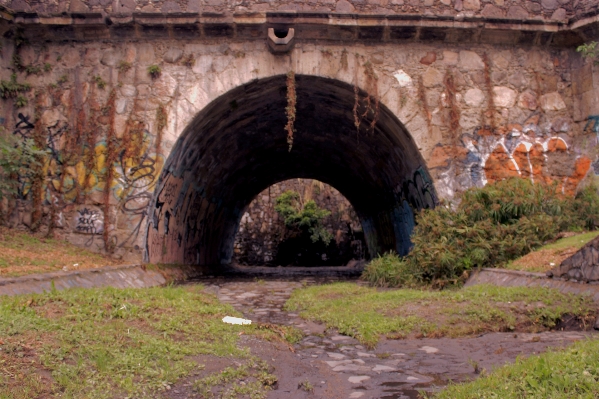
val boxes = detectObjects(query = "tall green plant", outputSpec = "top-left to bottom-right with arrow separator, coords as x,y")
274,190 -> 333,245
0,134 -> 45,201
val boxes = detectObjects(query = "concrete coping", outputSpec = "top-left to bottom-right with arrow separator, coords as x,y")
0,264 -> 142,287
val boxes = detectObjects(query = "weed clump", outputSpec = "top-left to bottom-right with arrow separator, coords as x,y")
363,178 -> 599,287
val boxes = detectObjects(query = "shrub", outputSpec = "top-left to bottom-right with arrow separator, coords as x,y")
363,178 -> 599,287
274,190 -> 332,245
0,135 -> 45,202
577,41 -> 599,65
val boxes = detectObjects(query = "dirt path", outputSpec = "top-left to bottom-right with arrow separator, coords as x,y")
188,277 -> 597,399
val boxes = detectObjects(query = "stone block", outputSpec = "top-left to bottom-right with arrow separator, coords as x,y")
422,67 -> 443,88
420,52 -> 436,65
137,43 -> 156,64
463,0 -> 480,10
336,0 -> 355,12
518,90 -> 537,110
458,50 -> 484,70
481,4 -> 504,17
541,0 -> 558,10
101,49 -> 122,67
539,92 -> 566,111
464,88 -> 485,107
551,8 -> 566,21
442,51 -> 458,65
507,5 -> 528,19
164,49 -> 183,63
493,86 -> 517,108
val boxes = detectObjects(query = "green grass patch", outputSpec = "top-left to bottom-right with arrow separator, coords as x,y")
0,285 -> 290,398
430,338 -> 599,399
539,231 -> 599,251
284,283 -> 595,348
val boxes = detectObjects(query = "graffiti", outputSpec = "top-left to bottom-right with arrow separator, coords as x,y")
403,167 -> 437,211
9,106 -> 163,251
430,120 -> 592,197
584,115 -> 599,137
74,207 -> 104,235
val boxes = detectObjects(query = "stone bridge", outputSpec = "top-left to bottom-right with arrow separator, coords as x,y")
0,0 -> 598,267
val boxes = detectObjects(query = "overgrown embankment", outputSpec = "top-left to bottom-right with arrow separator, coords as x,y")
0,227 -> 118,277
363,178 -> 599,287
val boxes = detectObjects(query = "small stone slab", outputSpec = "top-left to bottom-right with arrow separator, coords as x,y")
419,346 -> 439,354
357,352 -> 376,358
372,365 -> 396,372
331,335 -> 351,341
348,376 -> 370,384
332,364 -> 361,372
325,360 -> 352,367
349,393 -> 365,398
327,352 -> 347,359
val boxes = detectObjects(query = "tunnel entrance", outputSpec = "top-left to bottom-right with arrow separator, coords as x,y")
145,75 -> 437,267
233,178 -> 367,267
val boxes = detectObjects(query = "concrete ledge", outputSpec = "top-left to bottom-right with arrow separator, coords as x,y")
0,265 -> 169,296
0,264 -> 362,296
466,268 -> 599,303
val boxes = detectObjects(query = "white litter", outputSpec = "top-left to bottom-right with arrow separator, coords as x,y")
222,316 -> 252,325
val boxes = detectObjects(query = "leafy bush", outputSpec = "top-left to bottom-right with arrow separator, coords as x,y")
363,178 -> 599,287
274,190 -> 332,245
577,41 -> 599,64
0,134 -> 45,202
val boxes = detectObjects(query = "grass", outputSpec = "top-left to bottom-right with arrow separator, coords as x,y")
0,285 -> 299,398
0,228 -> 118,277
430,337 -> 599,399
505,231 -> 599,273
284,283 -> 595,348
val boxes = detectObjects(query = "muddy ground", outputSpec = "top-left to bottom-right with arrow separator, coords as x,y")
166,277 -> 597,399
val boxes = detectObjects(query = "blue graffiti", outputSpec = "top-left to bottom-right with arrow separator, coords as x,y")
584,115 -> 599,143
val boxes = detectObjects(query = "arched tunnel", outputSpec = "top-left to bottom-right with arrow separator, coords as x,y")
145,75 -> 437,266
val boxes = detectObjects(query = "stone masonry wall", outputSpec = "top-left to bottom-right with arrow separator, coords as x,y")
233,179 -> 364,266
5,0 -> 598,23
0,10 -> 598,263
550,234 -> 599,282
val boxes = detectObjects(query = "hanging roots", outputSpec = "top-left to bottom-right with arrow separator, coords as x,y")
285,71 -> 296,152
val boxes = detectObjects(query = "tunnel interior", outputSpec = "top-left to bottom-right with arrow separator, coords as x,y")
145,75 -> 437,266
233,178 -> 368,267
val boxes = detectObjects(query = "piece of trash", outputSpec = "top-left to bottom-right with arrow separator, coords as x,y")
73,263 -> 79,267
549,262 -> 555,266
222,316 -> 252,325
62,266 -> 68,271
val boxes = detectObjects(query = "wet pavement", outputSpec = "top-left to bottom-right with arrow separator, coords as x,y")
191,276 -> 597,399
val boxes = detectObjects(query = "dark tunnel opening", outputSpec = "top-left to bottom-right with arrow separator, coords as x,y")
233,178 -> 368,267
145,75 -> 437,267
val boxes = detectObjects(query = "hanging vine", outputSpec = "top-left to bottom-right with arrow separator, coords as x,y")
155,104 -> 167,157
482,53 -> 496,131
352,56 -> 380,138
30,90 -> 46,231
102,89 -> 117,253
285,71 -> 296,152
